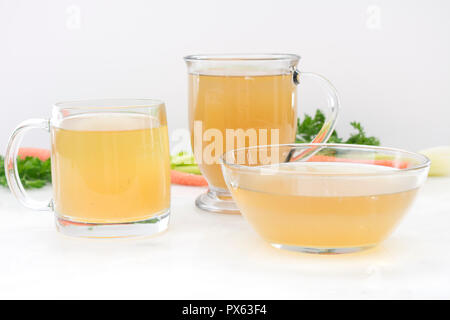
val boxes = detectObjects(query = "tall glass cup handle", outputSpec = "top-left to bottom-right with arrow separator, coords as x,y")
4,118 -> 53,211
293,69 -> 340,143
289,69 -> 340,161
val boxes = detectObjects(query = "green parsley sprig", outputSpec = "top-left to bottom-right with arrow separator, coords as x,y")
296,109 -> 380,146
0,156 -> 52,189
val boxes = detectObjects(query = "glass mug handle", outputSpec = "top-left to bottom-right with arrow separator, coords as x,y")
293,69 -> 340,143
288,69 -> 340,161
4,118 -> 53,211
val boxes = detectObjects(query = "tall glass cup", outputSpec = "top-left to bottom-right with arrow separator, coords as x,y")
5,99 -> 171,238
185,54 -> 340,213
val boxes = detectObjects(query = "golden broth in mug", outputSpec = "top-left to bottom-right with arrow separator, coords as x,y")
189,73 -> 297,189
51,113 -> 170,223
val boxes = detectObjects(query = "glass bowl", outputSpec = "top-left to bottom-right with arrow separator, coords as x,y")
221,144 -> 430,254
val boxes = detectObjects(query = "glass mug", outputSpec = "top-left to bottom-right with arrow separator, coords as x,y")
185,53 -> 340,213
5,99 -> 171,238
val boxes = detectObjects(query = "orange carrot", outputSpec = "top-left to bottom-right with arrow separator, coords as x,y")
57,218 -> 91,227
171,170 -> 208,186
18,148 -> 51,161
308,155 -> 409,169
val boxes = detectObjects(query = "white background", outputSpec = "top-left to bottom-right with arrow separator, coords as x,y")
1,1 -> 450,301
0,0 -> 449,152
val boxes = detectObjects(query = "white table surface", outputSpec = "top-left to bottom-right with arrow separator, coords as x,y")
0,178 -> 449,300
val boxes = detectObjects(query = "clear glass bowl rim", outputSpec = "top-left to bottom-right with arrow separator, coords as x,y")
220,143 -> 431,177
